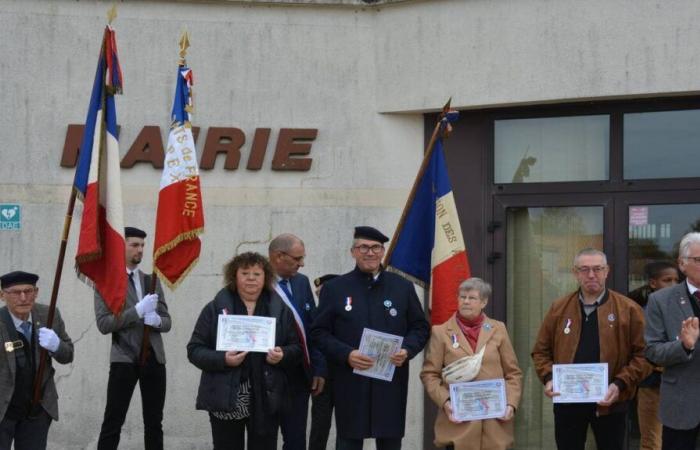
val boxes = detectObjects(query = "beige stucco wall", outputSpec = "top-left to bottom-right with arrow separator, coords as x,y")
2,0 -> 700,448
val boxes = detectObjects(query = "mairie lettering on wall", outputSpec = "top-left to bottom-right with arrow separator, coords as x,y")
60,125 -> 317,171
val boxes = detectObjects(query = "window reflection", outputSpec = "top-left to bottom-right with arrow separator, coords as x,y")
624,109 -> 700,180
494,115 -> 609,184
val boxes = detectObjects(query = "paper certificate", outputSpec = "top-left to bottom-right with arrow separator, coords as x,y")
552,363 -> 608,403
449,378 -> 507,422
353,328 -> 404,382
216,315 -> 276,353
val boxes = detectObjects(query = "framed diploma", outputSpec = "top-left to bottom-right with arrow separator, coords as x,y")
449,378 -> 507,422
353,328 -> 404,382
215,315 -> 276,353
552,363 -> 608,403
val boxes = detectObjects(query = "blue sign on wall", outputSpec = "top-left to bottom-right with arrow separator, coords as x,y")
0,204 -> 21,230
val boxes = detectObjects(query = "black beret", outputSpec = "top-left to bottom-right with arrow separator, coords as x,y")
353,226 -> 389,244
314,274 -> 339,288
1,271 -> 39,289
124,227 -> 147,239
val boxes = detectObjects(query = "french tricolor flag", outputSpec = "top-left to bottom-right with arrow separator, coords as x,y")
153,61 -> 204,289
386,109 -> 471,325
74,25 -> 127,315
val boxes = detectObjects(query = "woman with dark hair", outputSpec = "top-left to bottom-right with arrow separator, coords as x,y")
187,252 -> 301,450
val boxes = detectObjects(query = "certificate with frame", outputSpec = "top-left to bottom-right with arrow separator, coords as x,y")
216,315 -> 276,353
449,378 -> 507,422
552,363 -> 608,403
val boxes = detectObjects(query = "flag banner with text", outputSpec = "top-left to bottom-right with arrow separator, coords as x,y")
153,65 -> 204,289
74,25 -> 127,315
386,112 -> 471,325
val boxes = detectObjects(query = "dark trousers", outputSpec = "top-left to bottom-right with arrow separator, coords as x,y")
554,404 -> 627,450
97,354 -> 166,450
0,408 -> 52,450
662,424 -> 700,450
209,414 -> 277,450
280,388 -> 310,450
308,380 -> 334,450
336,437 -> 402,450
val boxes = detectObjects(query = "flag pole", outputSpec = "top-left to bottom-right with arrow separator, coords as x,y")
139,30 -> 191,365
33,9 -> 117,405
384,98 -> 453,265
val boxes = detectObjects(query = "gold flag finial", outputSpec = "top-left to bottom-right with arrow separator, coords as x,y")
107,5 -> 117,25
179,31 -> 190,65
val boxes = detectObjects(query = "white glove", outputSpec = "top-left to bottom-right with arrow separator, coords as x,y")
144,311 -> 162,328
38,327 -> 60,353
135,293 -> 159,318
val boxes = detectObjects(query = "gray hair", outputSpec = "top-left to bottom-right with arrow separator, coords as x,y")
458,277 -> 492,300
573,248 -> 607,266
269,233 -> 304,253
679,232 -> 700,258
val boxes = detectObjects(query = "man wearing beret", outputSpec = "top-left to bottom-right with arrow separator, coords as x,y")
94,227 -> 170,450
311,226 -> 430,450
0,270 -> 74,449
268,233 -> 327,450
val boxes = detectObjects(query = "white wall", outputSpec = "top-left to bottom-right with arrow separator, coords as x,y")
1,0 -> 699,448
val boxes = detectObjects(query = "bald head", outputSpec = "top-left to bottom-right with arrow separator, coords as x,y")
269,233 -> 306,278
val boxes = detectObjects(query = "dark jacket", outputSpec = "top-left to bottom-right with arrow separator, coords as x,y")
310,266 -> 430,439
187,287 -> 301,431
280,273 -> 327,389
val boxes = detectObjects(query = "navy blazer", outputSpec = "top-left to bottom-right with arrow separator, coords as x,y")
284,273 -> 327,381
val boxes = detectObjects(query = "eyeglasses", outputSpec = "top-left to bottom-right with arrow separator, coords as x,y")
574,266 -> 607,274
281,251 -> 305,263
2,288 -> 37,297
353,244 -> 385,254
683,256 -> 700,264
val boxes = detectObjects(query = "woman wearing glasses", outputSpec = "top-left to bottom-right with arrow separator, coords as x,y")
420,277 -> 522,450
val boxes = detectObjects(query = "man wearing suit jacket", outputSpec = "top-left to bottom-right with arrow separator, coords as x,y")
646,231 -> 700,450
0,270 -> 73,450
94,227 -> 171,450
269,233 -> 326,450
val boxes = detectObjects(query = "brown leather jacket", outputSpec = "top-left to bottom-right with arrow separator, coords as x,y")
531,289 -> 652,412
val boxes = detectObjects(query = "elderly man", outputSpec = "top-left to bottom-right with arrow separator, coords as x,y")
311,226 -> 430,450
531,248 -> 649,450
268,233 -> 326,450
95,227 -> 171,450
0,271 -> 73,450
645,232 -> 700,450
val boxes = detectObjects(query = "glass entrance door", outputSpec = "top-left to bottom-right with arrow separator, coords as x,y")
491,200 -> 606,450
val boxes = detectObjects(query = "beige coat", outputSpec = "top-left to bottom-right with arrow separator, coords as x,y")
421,314 -> 522,450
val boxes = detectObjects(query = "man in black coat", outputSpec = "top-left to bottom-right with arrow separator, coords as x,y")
311,226 -> 430,450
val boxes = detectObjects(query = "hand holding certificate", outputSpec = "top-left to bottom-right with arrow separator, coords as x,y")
551,363 -> 608,403
449,379 -> 507,422
353,328 -> 404,381
216,315 -> 276,353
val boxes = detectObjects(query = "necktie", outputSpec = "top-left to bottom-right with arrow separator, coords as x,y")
129,272 -> 136,292
279,279 -> 294,302
278,279 -> 310,368
692,290 -> 700,306
20,321 -> 31,342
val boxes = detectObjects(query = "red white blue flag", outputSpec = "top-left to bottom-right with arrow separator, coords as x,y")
74,25 -> 127,315
153,60 -> 204,289
386,110 -> 471,325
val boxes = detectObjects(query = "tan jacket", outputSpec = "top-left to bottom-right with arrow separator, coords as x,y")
531,289 -> 651,409
421,314 -> 522,450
